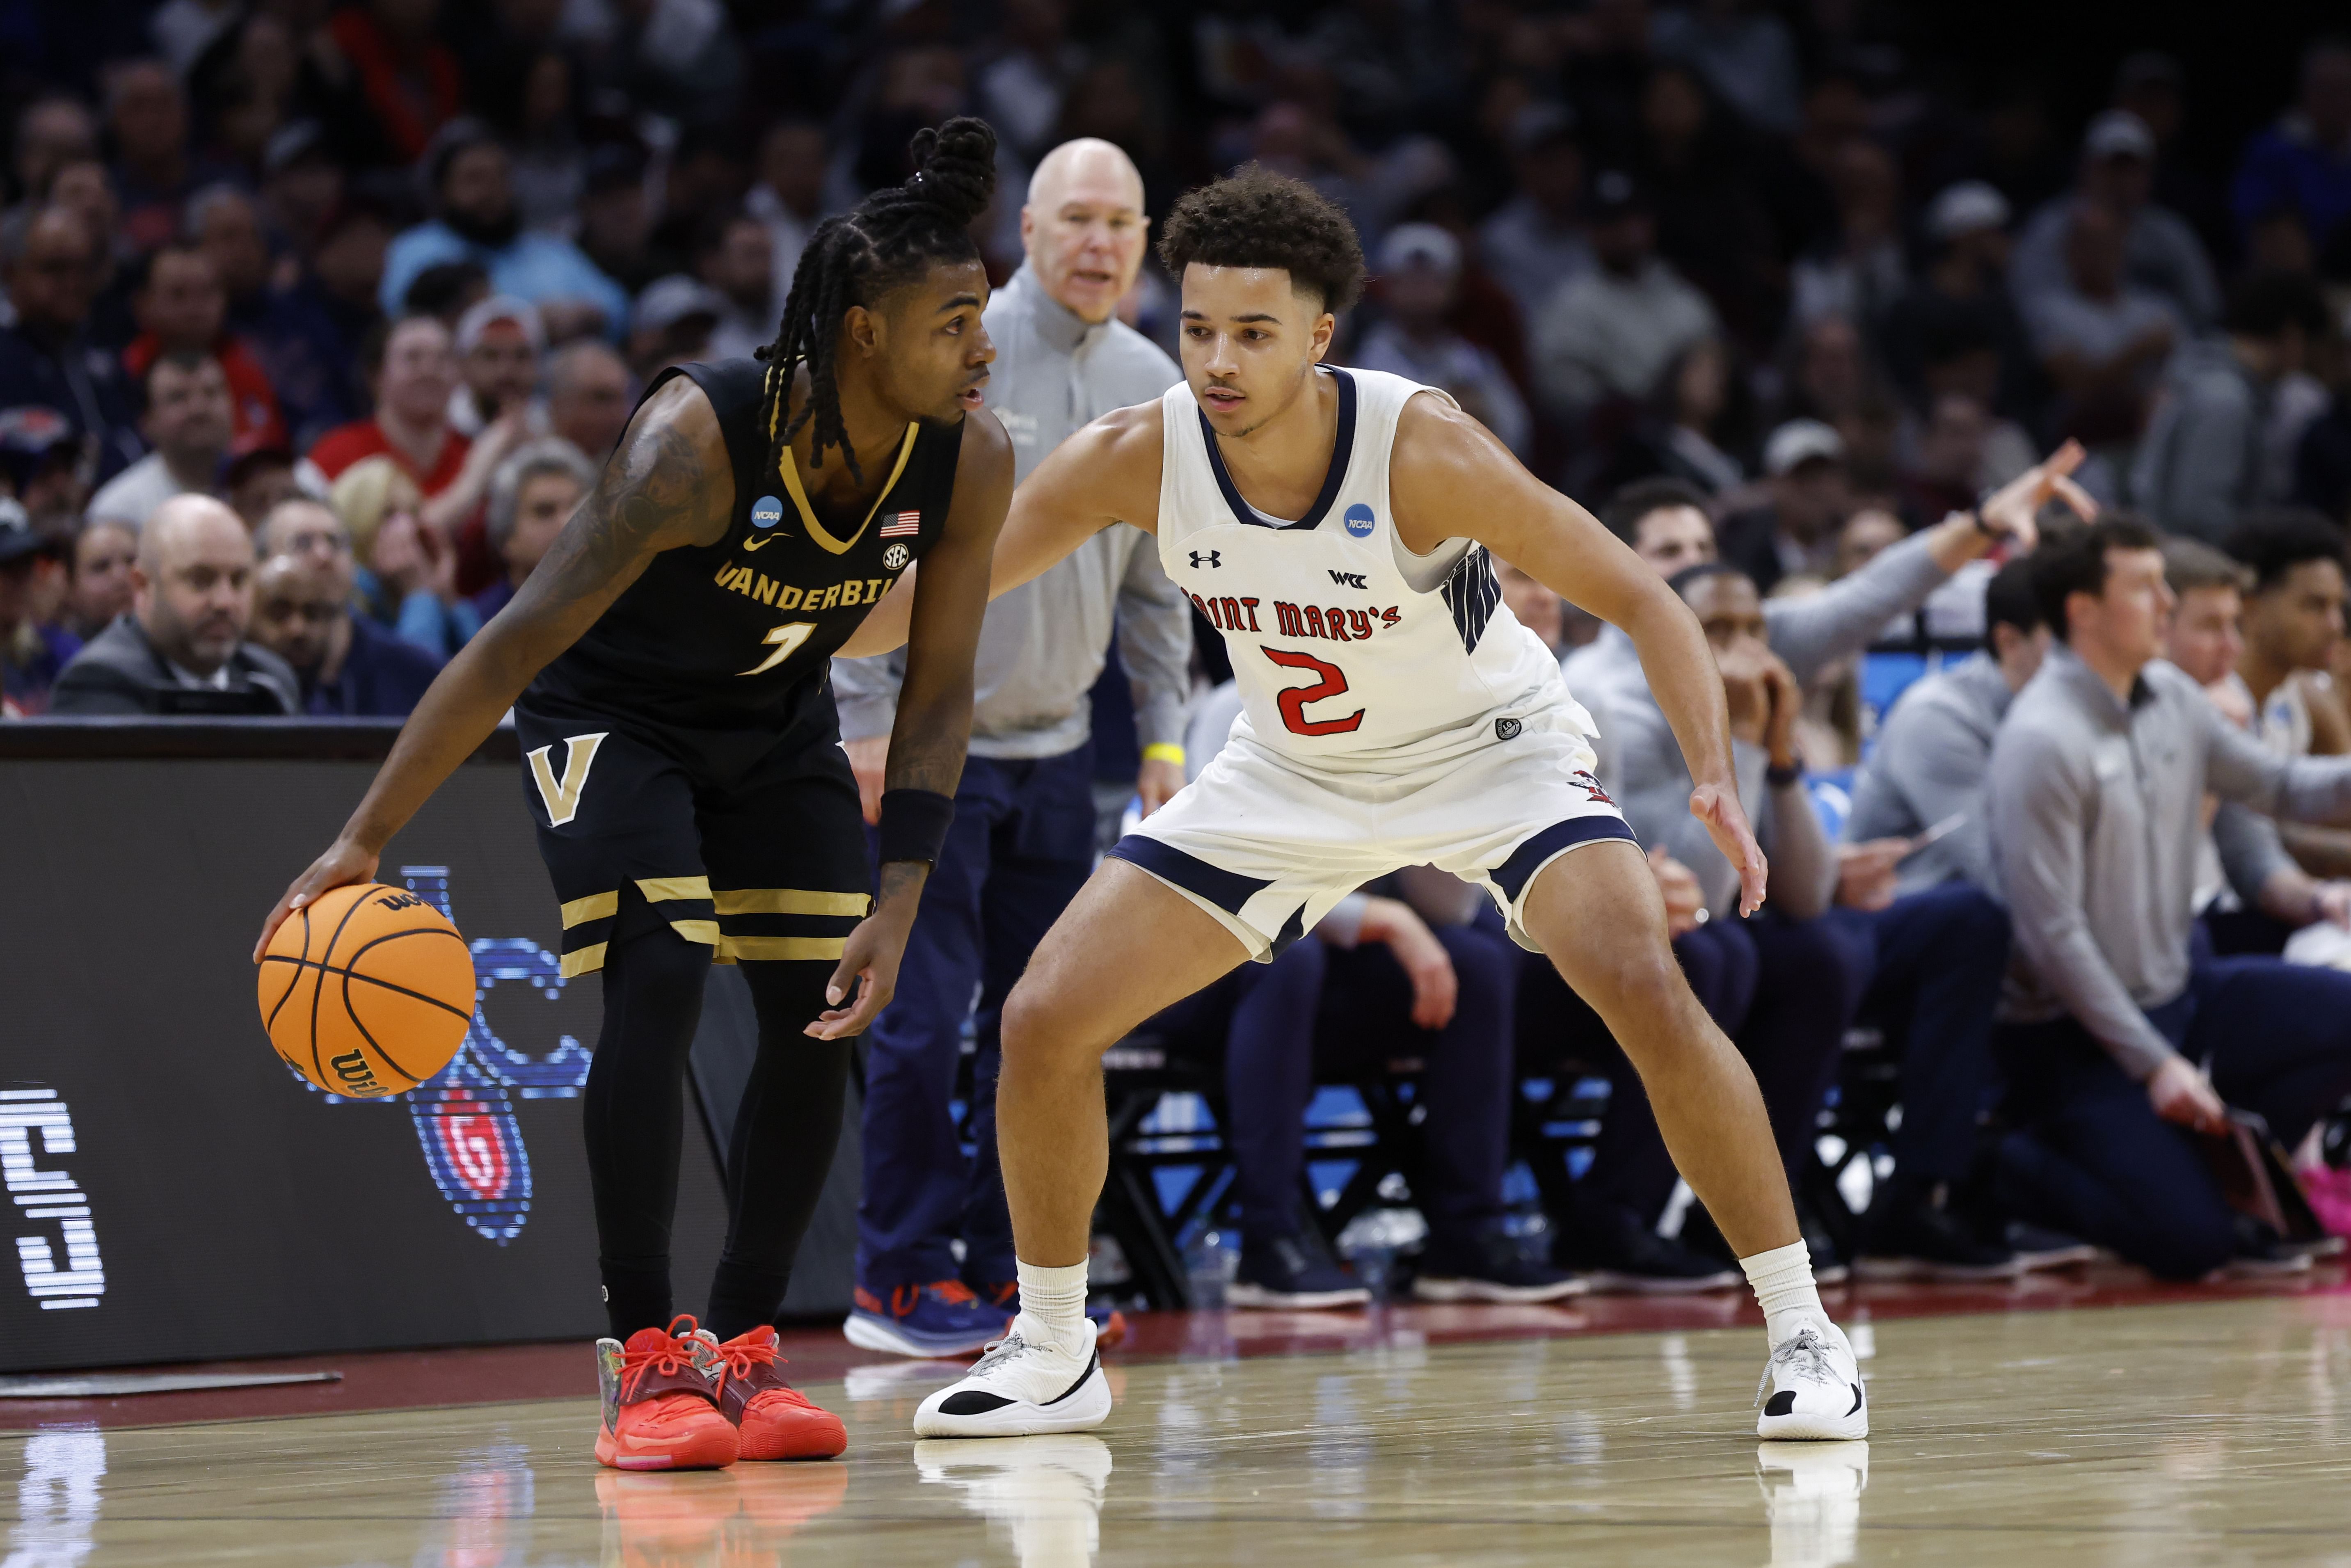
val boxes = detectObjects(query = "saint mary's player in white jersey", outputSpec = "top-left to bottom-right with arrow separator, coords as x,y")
896,166 -> 1866,1442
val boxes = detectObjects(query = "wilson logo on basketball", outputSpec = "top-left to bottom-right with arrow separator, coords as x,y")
373,892 -> 424,912
329,1049 -> 386,1096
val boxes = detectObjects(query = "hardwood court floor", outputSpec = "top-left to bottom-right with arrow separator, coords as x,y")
8,1294 -> 2351,1566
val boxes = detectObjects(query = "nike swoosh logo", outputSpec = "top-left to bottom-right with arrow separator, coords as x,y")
743,535 -> 776,551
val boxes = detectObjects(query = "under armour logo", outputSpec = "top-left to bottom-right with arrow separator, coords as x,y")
1190,550 -> 1221,569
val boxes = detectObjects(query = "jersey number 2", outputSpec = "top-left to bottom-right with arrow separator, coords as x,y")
739,622 -> 816,677
1262,647 -> 1364,736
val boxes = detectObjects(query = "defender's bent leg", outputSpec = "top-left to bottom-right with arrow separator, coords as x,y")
1519,841 -> 1865,1439
1519,842 -> 1798,1259
996,859 -> 1256,1267
915,861 -> 1252,1438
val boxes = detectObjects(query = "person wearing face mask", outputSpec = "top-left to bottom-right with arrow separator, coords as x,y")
829,137 -> 1190,1360
50,493 -> 296,714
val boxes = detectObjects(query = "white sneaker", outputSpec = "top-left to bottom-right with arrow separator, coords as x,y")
913,1321 -> 1111,1438
1754,1319 -> 1868,1440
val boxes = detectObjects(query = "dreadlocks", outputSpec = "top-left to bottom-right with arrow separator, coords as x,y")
756,117 -> 998,487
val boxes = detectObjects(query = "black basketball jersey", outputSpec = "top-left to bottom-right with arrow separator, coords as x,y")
527,358 -> 964,730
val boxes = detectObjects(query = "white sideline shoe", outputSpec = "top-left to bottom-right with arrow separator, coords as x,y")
1755,1319 -> 1868,1440
913,1320 -> 1111,1438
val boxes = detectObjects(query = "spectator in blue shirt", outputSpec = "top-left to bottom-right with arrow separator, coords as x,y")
2233,40 -> 2351,273
380,120 -> 629,342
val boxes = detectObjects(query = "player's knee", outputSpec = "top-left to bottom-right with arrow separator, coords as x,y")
608,926 -> 714,1007
998,978 -> 1086,1076
1577,944 -> 1698,1038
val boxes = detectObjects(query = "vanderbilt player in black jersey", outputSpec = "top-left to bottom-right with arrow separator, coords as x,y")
257,120 -> 1015,1470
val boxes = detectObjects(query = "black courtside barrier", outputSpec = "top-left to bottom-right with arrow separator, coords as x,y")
0,719 -> 858,1374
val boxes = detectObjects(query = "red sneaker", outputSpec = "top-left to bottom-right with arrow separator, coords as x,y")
594,1316 -> 739,1471
691,1325 -> 848,1461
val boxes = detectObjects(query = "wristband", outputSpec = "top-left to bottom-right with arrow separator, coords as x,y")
1967,507 -> 1997,537
1141,743 -> 1186,767
1765,758 -> 1804,788
877,788 -> 956,866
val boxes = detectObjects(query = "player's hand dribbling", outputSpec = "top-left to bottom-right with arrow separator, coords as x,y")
254,837 -> 380,962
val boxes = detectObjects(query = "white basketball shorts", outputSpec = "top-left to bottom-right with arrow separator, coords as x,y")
1107,707 -> 1636,961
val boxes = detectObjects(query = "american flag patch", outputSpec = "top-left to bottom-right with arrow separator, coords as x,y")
879,511 -> 921,537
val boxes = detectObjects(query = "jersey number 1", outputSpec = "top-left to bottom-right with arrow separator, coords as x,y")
739,622 -> 816,677
1262,647 -> 1364,736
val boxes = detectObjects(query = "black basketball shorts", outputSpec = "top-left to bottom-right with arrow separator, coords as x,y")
512,698 -> 873,977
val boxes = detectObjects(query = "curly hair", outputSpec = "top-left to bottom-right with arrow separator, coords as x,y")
1156,164 -> 1365,315
757,116 -> 997,485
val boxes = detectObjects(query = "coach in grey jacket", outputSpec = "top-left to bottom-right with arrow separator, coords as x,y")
828,140 -> 1191,1356
1989,517 -> 2351,1278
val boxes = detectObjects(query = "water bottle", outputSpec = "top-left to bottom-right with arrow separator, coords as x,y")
1184,1227 -> 1236,1308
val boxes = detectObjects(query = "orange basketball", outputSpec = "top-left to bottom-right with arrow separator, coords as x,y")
257,882 -> 476,1098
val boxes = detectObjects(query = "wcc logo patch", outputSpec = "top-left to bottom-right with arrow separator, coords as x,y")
1343,503 -> 1376,539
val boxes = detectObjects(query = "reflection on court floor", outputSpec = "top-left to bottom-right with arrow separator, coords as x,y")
5,1296 -> 2349,1567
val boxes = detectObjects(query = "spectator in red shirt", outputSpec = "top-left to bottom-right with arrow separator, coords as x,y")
300,313 -> 518,569
300,314 -> 471,498
121,242 -> 288,455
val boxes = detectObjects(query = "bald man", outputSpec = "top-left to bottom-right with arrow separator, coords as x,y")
829,138 -> 1192,1357
50,494 -> 299,714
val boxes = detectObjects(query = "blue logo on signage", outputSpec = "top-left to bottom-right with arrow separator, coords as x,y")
293,866 -> 595,1246
750,496 -> 784,528
1343,503 -> 1375,538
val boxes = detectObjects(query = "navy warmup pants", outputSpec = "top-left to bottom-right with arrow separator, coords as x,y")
1994,955 -> 2351,1279
854,747 -> 1096,1289
1153,924 -> 1520,1250
1515,911 -> 1863,1225
1818,885 -> 2012,1186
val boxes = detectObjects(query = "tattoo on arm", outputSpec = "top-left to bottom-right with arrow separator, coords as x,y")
519,409 -> 720,624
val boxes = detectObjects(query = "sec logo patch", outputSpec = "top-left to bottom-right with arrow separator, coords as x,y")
750,496 -> 784,528
884,543 -> 910,570
1343,503 -> 1375,538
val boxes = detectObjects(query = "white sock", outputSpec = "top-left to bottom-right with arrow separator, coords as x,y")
1740,1240 -> 1826,1348
1013,1259 -> 1089,1350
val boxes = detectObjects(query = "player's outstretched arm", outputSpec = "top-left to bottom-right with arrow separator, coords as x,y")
808,409 -> 1014,1039
832,401 -> 1163,658
1389,395 -> 1769,915
254,379 -> 732,959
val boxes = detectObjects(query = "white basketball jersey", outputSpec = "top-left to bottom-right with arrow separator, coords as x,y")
1156,367 -> 1589,768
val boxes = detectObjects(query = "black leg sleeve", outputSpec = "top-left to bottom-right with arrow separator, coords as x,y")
581,928 -> 712,1340
702,960 -> 855,1342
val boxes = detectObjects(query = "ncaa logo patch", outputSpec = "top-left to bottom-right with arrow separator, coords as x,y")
884,542 -> 910,571
750,496 -> 785,528
1343,503 -> 1375,539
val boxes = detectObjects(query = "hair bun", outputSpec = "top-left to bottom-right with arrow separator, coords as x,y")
904,117 -> 998,227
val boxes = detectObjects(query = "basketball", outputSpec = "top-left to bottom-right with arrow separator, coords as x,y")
257,883 -> 476,1098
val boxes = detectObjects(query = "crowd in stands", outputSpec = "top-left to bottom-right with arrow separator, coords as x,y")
3,3 -> 2351,1334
